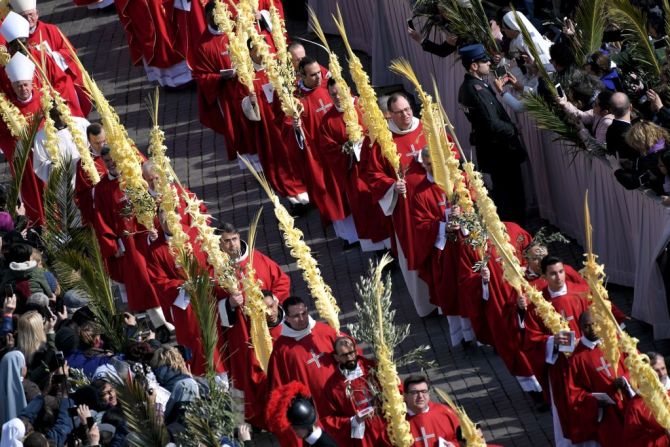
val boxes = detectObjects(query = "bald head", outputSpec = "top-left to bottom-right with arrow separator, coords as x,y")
288,42 -> 306,70
610,92 -> 631,119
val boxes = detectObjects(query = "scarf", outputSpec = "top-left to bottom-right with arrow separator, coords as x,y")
0,351 -> 27,425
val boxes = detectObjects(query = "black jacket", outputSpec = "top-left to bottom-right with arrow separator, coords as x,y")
457,73 -> 526,170
606,119 -> 638,161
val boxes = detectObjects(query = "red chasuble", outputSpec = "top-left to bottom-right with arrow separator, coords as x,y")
550,340 -> 628,446
114,0 -> 185,68
406,402 -> 460,447
289,83 -> 349,223
522,284 -> 590,395
319,103 -> 391,242
623,391 -> 670,447
411,177 -> 460,314
362,122 -> 427,269
242,69 -> 307,198
218,244 -> 290,427
74,154 -> 107,226
145,234 -> 226,376
26,21 -> 91,116
191,29 -> 239,159
320,357 -> 392,447
92,175 -> 161,312
266,319 -> 338,446
0,90 -> 45,226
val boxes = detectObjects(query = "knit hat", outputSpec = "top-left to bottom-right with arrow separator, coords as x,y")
0,212 -> 14,234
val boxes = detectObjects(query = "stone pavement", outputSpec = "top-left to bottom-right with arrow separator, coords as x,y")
15,1 -> 669,445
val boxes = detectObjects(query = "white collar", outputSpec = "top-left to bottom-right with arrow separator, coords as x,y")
580,336 -> 601,350
548,284 -> 567,298
426,172 -> 434,183
17,93 -> 33,104
663,376 -> 670,391
207,24 -> 223,35
304,427 -> 323,445
252,61 -> 264,71
406,405 -> 430,416
340,362 -> 364,381
235,241 -> 249,263
148,187 -> 158,197
388,116 -> 420,135
107,173 -> 118,180
298,80 -> 314,92
525,267 -> 540,279
280,315 -> 316,340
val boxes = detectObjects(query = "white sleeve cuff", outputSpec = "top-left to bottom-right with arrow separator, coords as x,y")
545,336 -> 559,364
117,238 -> 125,254
379,184 -> 398,216
434,221 -> 447,250
350,416 -> 365,439
217,299 -> 231,327
241,96 -> 262,121
353,141 -> 362,162
482,281 -> 489,301
517,313 -> 525,328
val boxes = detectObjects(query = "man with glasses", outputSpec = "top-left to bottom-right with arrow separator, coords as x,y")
362,92 -> 436,317
458,43 -> 527,224
321,336 -> 391,446
403,375 -> 461,446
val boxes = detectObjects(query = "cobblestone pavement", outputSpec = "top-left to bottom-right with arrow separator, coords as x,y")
18,1 -> 670,446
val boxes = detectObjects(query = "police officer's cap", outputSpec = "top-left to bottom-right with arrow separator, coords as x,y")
459,44 -> 490,68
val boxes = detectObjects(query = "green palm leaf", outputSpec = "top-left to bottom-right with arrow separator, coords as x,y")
435,0 -> 498,54
117,376 -> 170,447
522,92 -> 585,155
608,0 -> 662,81
573,0 -> 607,65
7,110 -> 43,217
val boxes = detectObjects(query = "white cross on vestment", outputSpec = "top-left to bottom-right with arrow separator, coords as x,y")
595,356 -> 613,378
306,350 -> 324,368
415,427 -> 436,447
560,309 -> 575,322
405,143 -> 421,157
315,99 -> 333,114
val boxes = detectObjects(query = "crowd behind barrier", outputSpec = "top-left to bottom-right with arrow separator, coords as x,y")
310,0 -> 670,339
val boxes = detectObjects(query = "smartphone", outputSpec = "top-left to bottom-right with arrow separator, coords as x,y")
494,66 -> 507,78
407,18 -> 415,30
86,417 -> 95,429
4,284 -> 12,298
555,83 -> 565,99
67,406 -> 79,417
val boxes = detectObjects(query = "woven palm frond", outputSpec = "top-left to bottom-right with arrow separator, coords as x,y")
7,109 -> 42,217
436,0 -> 498,54
117,375 -> 170,447
434,387 -> 486,446
523,92 -> 585,157
572,0 -> 607,65
608,0 -> 662,82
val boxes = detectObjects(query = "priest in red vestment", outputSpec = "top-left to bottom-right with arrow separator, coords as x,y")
92,147 -> 173,334
623,352 -> 670,447
266,296 -> 339,447
361,93 -> 433,316
320,78 -> 392,251
0,12 -> 83,118
191,2 -> 240,159
145,222 -> 226,377
74,123 -> 107,226
403,375 -> 461,446
9,0 -> 92,115
550,309 -> 631,447
286,57 -> 354,242
0,52 -> 44,226
114,0 -> 191,87
321,337 -> 392,447
239,41 -> 308,205
411,148 -> 474,346
215,222 -> 290,427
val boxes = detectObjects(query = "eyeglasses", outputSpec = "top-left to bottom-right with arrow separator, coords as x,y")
407,389 -> 430,396
391,107 -> 412,115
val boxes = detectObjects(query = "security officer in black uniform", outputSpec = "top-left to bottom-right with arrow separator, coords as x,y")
457,43 -> 527,223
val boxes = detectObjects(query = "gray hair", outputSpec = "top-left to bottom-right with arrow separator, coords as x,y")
26,292 -> 49,308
